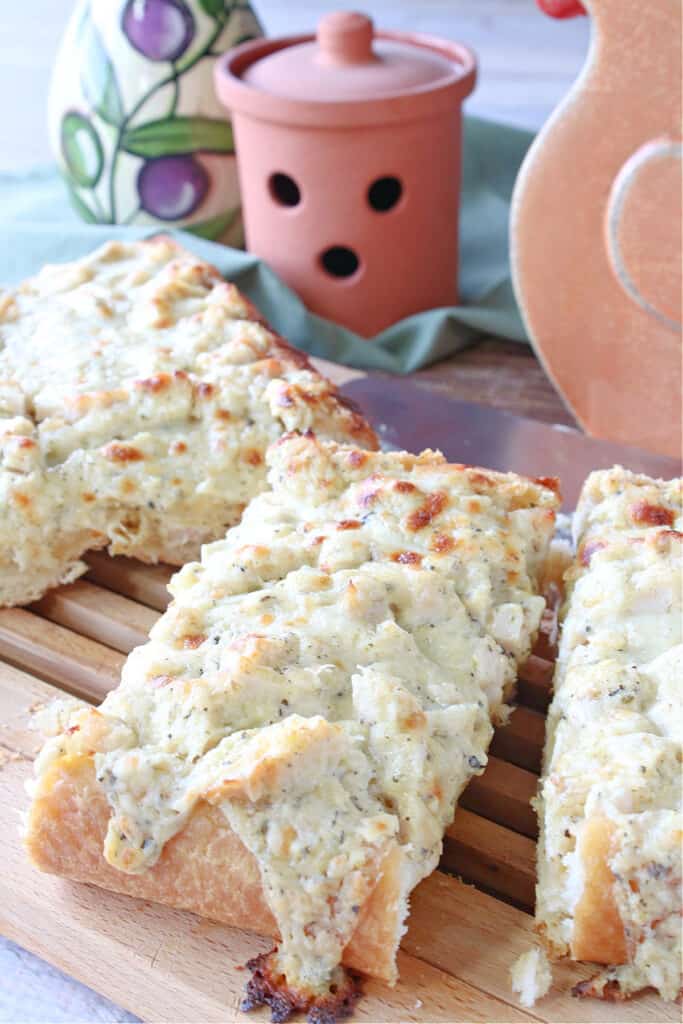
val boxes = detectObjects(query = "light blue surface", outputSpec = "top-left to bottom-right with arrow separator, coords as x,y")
0,939 -> 139,1023
0,117 -> 532,373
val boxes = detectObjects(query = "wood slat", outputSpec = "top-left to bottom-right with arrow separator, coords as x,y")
1,663 -> 673,1023
0,608 -> 122,703
517,655 -> 554,712
462,757 -> 538,839
490,706 -> 545,774
32,580 -> 156,654
443,809 -> 536,909
85,552 -> 173,612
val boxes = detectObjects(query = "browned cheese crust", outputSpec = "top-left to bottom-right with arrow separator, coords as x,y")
0,238 -> 376,607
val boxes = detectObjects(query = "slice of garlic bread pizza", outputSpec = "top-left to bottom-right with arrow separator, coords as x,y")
26,435 -> 559,1020
0,240 -> 375,607
535,467 -> 682,1002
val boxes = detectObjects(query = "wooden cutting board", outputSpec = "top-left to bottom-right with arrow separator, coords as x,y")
0,365 -> 678,1023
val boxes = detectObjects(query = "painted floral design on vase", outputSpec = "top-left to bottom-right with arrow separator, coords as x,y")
49,0 -> 262,243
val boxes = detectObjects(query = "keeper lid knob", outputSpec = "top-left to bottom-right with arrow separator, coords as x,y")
316,11 -> 376,66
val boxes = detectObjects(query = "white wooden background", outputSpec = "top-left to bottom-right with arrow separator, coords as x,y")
0,0 -> 590,171
0,2 -> 589,1020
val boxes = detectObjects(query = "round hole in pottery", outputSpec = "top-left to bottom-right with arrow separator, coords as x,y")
367,176 -> 403,212
320,246 -> 360,279
268,172 -> 301,207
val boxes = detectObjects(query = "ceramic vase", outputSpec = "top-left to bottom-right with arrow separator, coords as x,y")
49,0 -> 262,243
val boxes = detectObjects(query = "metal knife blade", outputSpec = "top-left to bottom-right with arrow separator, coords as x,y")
341,375 -> 681,509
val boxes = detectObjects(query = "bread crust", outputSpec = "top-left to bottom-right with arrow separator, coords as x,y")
536,468 -> 682,1002
570,816 -> 628,965
25,434 -> 559,996
25,752 -> 403,984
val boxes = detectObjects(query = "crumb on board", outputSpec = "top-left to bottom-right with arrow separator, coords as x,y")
510,947 -> 553,1008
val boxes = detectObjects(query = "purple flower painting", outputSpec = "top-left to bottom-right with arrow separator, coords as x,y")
56,0 -> 261,238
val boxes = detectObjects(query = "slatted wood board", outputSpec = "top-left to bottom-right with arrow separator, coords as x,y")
0,552 -> 675,1024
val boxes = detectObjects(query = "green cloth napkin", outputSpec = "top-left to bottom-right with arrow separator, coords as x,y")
0,116 -> 532,373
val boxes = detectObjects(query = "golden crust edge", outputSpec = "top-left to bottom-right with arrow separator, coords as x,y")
25,752 -> 404,984
570,816 -> 629,966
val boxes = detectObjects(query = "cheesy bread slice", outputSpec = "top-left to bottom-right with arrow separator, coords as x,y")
27,434 -> 559,1018
536,467 -> 682,1002
0,240 -> 375,607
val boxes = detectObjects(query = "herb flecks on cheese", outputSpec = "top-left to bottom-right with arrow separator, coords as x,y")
0,240 -> 375,607
536,467 -> 682,1002
34,435 -> 558,996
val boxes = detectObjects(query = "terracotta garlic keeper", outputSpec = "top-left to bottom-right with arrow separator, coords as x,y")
215,12 -> 476,336
511,0 -> 681,458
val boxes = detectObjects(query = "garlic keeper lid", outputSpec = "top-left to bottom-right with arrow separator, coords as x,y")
215,11 -> 477,127
244,12 -> 457,101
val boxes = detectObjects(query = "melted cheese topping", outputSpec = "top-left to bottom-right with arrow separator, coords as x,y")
34,435 -> 558,993
537,467 -> 682,1000
0,240 -> 374,606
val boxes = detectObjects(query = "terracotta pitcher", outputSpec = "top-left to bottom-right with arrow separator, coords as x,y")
511,0 -> 681,457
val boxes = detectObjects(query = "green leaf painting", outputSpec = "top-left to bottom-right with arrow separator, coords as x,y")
198,0 -> 227,18
59,0 -> 255,227
79,15 -> 124,126
61,112 -> 104,188
183,207 -> 240,240
121,116 -> 234,158
64,180 -> 99,223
